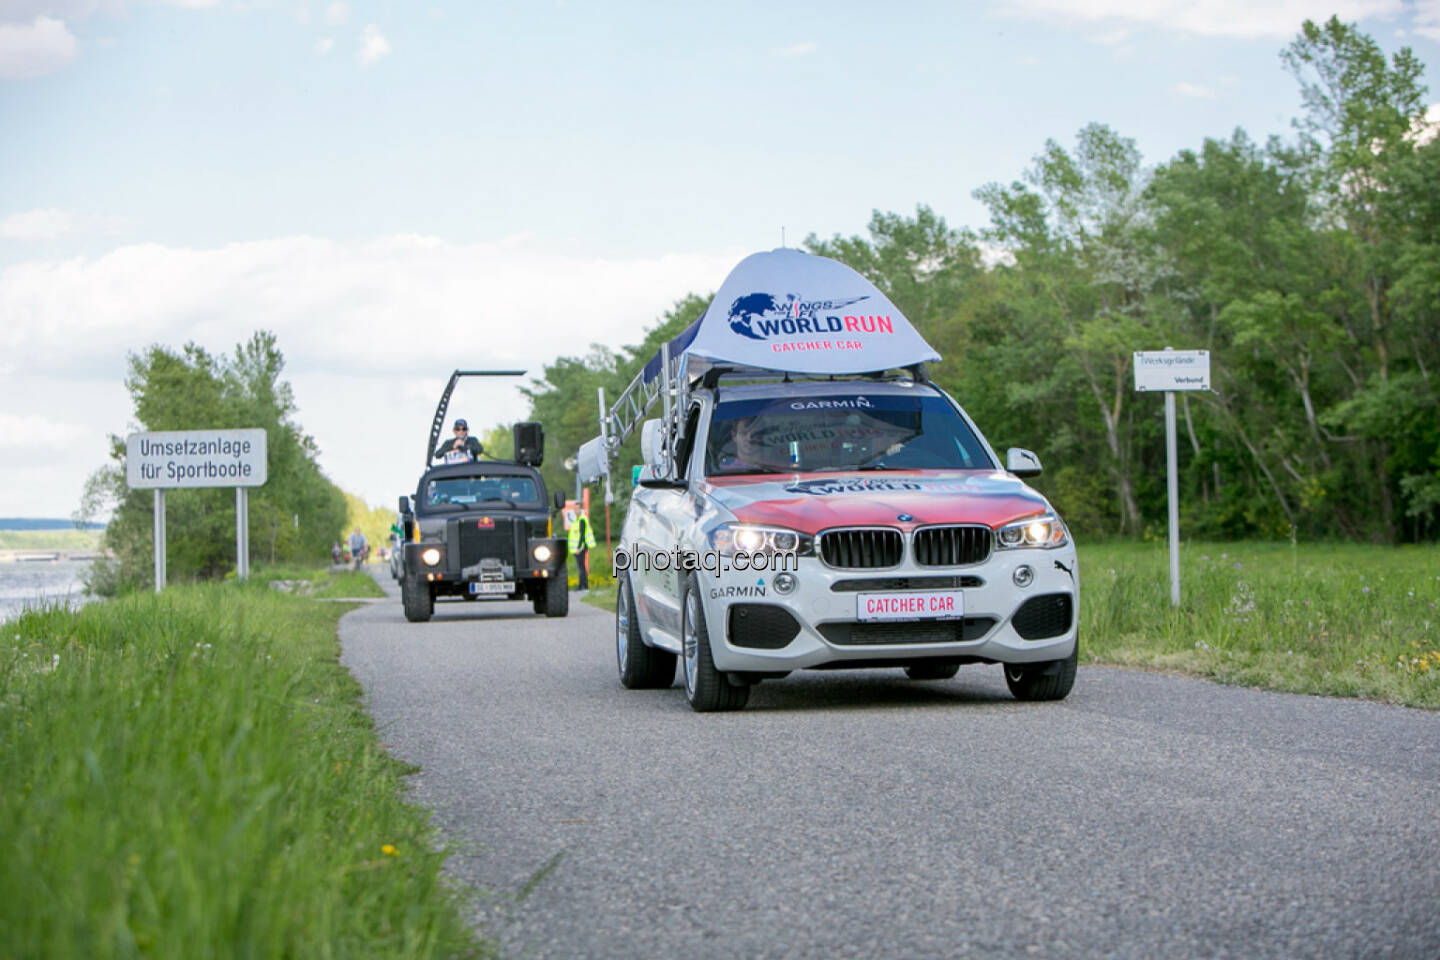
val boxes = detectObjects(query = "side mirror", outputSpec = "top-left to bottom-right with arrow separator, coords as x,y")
632,464 -> 643,485
553,490 -> 565,512
639,419 -> 664,470
1005,448 -> 1043,479
398,495 -> 412,515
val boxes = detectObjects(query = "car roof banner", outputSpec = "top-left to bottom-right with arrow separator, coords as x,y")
655,248 -> 940,379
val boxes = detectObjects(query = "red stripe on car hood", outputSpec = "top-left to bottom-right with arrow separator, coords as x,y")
701,470 -> 1050,534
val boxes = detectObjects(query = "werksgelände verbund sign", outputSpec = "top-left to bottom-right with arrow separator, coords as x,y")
1133,350 -> 1211,392
126,429 -> 268,489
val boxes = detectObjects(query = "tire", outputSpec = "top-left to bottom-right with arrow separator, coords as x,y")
616,572 -> 675,689
543,575 -> 569,617
904,661 -> 960,680
532,592 -> 545,615
401,575 -> 433,623
1004,637 -> 1078,701
681,574 -> 748,712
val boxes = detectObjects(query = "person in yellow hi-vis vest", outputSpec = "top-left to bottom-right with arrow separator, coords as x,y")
567,507 -> 597,591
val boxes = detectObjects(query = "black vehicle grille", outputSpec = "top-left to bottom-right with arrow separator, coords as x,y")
457,517 -> 518,569
819,618 -> 997,646
728,604 -> 801,649
820,529 -> 903,569
913,525 -> 991,566
830,575 -> 983,592
1011,593 -> 1073,640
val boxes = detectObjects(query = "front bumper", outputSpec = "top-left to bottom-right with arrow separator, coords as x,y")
698,549 -> 1078,672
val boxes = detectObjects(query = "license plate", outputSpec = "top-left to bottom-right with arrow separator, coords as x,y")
470,581 -> 515,595
857,590 -> 964,622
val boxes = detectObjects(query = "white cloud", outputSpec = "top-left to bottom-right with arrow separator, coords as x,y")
996,0 -> 1408,40
355,23 -> 388,66
322,1 -> 348,25
314,35 -> 332,55
776,41 -> 817,57
0,208 -> 74,240
1415,0 -> 1440,40
1173,81 -> 1218,99
0,236 -> 744,514
0,412 -> 88,453
0,15 -> 77,79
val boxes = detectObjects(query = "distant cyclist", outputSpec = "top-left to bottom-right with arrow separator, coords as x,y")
434,418 -> 483,463
348,527 -> 368,569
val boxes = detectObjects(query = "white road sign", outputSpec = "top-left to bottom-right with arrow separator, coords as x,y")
1134,350 -> 1210,392
126,429 -> 268,489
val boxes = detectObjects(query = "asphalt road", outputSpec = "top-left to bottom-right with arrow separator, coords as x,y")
340,571 -> 1440,959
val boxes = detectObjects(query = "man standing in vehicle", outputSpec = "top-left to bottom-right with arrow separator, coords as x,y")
433,419 -> 483,462
568,507 -> 596,592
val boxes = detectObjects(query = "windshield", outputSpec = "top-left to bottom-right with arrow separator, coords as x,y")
423,474 -> 540,508
705,392 -> 992,476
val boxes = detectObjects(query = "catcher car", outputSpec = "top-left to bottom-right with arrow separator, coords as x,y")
583,249 -> 1078,711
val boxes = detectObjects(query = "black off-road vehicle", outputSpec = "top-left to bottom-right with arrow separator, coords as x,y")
396,370 -> 568,622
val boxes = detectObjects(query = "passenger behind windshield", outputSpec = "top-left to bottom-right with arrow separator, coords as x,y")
705,393 -> 992,476
424,475 -> 540,508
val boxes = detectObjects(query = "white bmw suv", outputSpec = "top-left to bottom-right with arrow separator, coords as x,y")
614,374 -> 1079,711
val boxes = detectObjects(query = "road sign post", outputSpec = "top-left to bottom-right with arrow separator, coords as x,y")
126,429 -> 268,591
1134,348 -> 1211,608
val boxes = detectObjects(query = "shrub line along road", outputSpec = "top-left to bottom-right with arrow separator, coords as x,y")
340,571 -> 1440,959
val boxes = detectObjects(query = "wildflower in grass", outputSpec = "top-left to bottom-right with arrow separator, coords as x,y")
381,844 -> 398,856
1363,586 -> 1370,594
1234,562 -> 1242,569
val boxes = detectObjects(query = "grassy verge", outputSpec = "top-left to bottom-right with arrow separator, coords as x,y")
0,576 -> 483,959
580,540 -> 1440,707
1081,540 -> 1440,708
255,563 -> 387,599
0,529 -> 104,551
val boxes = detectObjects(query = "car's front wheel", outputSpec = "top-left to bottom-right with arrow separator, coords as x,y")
542,575 -> 569,617
681,574 -> 748,712
616,571 -> 674,689
1004,638 -> 1078,701
401,575 -> 433,622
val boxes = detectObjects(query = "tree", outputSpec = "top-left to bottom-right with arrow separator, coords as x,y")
81,332 -> 348,593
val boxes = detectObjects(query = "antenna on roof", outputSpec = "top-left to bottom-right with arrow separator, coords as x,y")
780,225 -> 786,248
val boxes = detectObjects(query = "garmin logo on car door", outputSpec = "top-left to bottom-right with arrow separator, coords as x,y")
727,292 -> 893,342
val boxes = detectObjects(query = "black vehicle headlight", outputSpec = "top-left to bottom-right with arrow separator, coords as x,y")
708,524 -> 814,557
532,543 -> 553,563
421,547 -> 443,566
995,514 -> 1068,550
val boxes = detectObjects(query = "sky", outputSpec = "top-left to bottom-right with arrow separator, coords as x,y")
2,0 -> 1438,519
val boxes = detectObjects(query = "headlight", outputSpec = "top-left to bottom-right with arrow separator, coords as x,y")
995,514 -> 1068,550
708,524 -> 814,557
532,544 -> 553,563
421,547 -> 442,566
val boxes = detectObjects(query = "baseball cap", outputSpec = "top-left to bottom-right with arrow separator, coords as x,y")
454,419 -> 468,429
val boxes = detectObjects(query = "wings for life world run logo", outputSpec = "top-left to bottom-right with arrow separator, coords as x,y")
727,292 -> 896,349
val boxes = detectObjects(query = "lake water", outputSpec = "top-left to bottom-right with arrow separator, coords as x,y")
0,558 -> 97,623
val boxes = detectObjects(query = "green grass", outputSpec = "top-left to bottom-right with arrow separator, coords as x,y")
252,563 -> 386,599
0,529 -> 104,551
581,539 -> 1440,708
1080,540 -> 1440,708
0,577 -> 484,959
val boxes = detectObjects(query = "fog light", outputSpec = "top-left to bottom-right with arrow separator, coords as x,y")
533,544 -> 553,563
773,572 -> 797,595
1013,564 -> 1034,587
421,547 -> 441,566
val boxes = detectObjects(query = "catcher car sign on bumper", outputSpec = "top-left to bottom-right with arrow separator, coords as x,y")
858,589 -> 965,621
